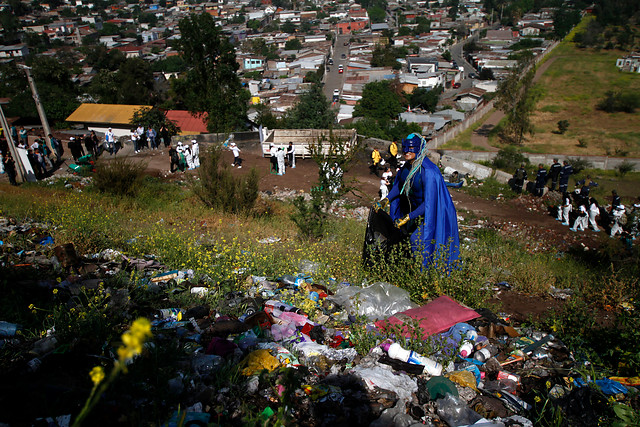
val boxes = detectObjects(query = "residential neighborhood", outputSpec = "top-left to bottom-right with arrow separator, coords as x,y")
0,0 -> 574,139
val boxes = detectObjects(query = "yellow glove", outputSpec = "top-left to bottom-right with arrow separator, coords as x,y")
374,198 -> 389,212
395,214 -> 410,228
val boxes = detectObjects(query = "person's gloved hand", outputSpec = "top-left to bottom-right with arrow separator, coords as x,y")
395,214 -> 410,228
374,198 -> 389,212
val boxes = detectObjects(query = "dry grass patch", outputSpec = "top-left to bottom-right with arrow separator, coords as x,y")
527,43 -> 640,156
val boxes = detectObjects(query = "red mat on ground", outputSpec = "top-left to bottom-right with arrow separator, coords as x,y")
375,295 -> 480,339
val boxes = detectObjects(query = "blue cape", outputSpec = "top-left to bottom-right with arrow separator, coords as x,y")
388,156 -> 460,269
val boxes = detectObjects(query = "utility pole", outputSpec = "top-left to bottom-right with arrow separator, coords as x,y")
18,64 -> 54,155
0,103 -> 26,182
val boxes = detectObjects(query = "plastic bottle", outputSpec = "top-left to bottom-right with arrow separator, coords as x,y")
158,308 -> 184,320
386,342 -> 443,376
459,340 -> 474,358
0,321 -> 19,337
473,344 -> 497,363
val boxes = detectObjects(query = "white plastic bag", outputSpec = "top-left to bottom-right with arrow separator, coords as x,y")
328,282 -> 417,320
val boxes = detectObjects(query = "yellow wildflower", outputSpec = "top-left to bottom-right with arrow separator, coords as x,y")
117,318 -> 152,363
90,366 -> 105,385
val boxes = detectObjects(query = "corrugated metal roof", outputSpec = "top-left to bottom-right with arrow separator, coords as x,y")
165,110 -> 209,134
66,103 -> 151,125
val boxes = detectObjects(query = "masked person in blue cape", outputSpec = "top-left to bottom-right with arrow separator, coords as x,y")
375,133 -> 460,269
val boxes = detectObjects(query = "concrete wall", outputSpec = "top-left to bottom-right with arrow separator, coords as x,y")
440,149 -> 640,171
262,129 -> 358,157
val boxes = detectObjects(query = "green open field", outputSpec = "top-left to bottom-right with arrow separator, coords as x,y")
523,31 -> 640,157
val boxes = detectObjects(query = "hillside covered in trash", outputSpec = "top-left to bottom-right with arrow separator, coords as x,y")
0,175 -> 639,426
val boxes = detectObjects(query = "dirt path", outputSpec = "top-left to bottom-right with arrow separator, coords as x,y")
470,57 -> 560,151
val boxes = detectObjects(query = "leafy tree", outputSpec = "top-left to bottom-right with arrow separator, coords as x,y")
354,80 -> 405,122
253,103 -> 282,129
409,86 -> 443,113
88,58 -> 155,105
88,69 -> 120,104
247,19 -> 261,31
368,6 -> 386,23
0,10 -> 20,42
115,58 -> 155,105
442,50 -> 452,61
388,120 -> 422,142
83,45 -> 125,71
553,8 -> 581,39
447,0 -> 459,20
397,26 -> 412,37
281,20 -> 296,33
130,106 -> 180,135
463,40 -> 481,52
414,17 -> 431,35
150,56 -> 187,73
478,68 -> 494,80
176,13 -> 249,132
285,38 -> 302,50
371,44 -> 402,69
285,83 -> 335,129
30,57 -> 80,122
495,53 -> 540,145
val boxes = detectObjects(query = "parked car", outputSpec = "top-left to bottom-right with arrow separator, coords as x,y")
469,72 -> 478,79
338,65 -> 344,73
333,89 -> 340,101
328,58 -> 334,65
341,53 -> 346,59
452,82 -> 461,89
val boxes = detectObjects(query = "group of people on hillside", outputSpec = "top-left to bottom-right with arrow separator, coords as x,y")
512,158 -> 575,195
169,140 -> 200,173
268,142 -> 295,175
130,125 -> 171,154
557,188 -> 640,239
0,129 -> 69,182
510,158 -> 639,239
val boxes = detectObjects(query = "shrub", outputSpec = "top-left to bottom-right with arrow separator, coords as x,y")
597,91 -> 640,113
557,120 -> 570,134
571,157 -> 593,174
192,146 -> 259,215
93,157 -> 146,197
616,160 -> 635,177
290,190 -> 326,240
492,146 -> 529,172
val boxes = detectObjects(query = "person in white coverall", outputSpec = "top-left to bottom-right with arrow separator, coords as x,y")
191,140 -> 200,168
287,142 -> 296,168
276,147 -> 286,175
557,192 -> 572,225
570,204 -> 588,231
610,205 -> 626,237
588,197 -> 600,232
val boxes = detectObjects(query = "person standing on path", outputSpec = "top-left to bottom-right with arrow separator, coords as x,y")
230,142 -> 242,168
588,197 -> 601,232
534,163 -> 547,197
559,160 -> 572,194
287,142 -> 295,168
557,191 -> 572,225
548,158 -> 562,191
513,164 -> 527,194
370,147 -> 382,176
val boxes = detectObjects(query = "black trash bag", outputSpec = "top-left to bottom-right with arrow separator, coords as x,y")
362,207 -> 408,268
558,385 -> 612,426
